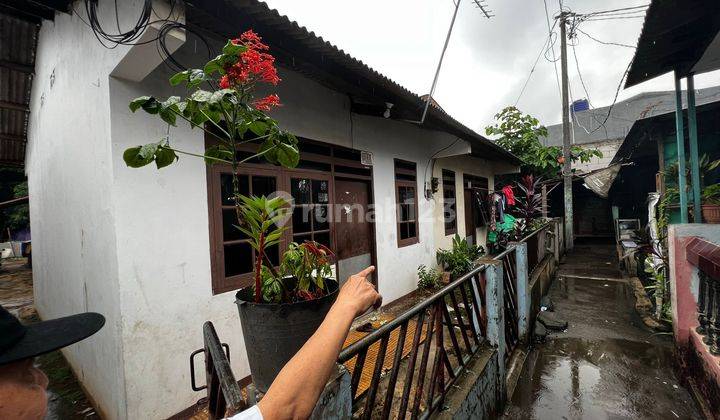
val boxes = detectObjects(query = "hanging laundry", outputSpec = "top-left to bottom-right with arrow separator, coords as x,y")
502,185 -> 515,206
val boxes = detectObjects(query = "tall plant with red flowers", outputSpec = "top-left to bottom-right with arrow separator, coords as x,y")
123,31 -> 302,302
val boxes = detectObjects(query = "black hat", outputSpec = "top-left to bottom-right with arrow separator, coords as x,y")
0,305 -> 105,365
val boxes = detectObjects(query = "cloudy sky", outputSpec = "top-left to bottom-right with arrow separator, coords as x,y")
263,0 -> 720,133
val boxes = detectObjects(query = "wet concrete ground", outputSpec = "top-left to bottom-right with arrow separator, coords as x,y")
504,241 -> 701,420
0,258 -> 99,419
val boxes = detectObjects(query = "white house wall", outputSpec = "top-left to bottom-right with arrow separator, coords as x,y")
23,1 -> 158,418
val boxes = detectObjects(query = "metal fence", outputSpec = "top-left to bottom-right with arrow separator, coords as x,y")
696,271 -> 720,355
493,246 -> 519,361
190,322 -> 246,419
337,264 -> 490,420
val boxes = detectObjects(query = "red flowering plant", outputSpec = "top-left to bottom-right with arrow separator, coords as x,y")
123,31 -> 331,303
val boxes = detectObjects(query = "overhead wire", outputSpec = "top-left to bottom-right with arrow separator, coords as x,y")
514,18 -> 558,107
71,0 -> 215,71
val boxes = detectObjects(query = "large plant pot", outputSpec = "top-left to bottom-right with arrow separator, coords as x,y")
235,279 -> 338,393
702,204 -> 720,224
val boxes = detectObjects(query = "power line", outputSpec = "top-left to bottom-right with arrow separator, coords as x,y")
514,21 -> 557,107
543,0 -> 562,100
576,27 -> 636,49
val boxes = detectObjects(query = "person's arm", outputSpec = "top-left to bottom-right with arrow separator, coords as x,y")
257,266 -> 381,420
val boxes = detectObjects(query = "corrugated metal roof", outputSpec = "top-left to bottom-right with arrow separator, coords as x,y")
0,12 -> 37,167
186,0 -> 521,165
625,0 -> 720,88
610,99 -> 720,164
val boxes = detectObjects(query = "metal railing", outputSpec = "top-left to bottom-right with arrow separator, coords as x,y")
696,271 -> 720,355
517,221 -> 556,275
190,322 -> 247,419
337,264 -> 489,420
493,246 -> 519,360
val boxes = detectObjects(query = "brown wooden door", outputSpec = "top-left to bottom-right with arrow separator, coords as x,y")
334,179 -> 374,285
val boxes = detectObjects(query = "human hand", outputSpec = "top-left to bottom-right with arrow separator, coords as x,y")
335,266 -> 382,318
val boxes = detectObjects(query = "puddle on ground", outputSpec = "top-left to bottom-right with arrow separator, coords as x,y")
507,337 -> 700,420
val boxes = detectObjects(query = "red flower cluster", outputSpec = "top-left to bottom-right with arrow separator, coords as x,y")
252,94 -> 281,111
219,30 -> 281,98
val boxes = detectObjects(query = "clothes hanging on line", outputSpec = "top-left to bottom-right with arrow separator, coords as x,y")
502,185 -> 515,206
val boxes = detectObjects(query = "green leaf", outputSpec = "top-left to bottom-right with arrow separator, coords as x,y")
248,121 -> 268,136
210,89 -> 235,104
139,142 -> 160,160
203,145 -> 233,165
203,57 -> 223,75
129,96 -> 152,112
187,69 -> 209,89
169,70 -> 189,86
190,90 -> 213,103
276,143 -> 300,168
155,146 -> 178,169
123,146 -> 154,168
222,40 -> 246,57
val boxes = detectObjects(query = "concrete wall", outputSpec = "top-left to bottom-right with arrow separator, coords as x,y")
27,2 -> 516,417
25,1 -> 157,418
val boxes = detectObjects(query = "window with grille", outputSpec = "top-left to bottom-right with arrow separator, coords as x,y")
442,169 -> 457,235
394,159 -> 419,247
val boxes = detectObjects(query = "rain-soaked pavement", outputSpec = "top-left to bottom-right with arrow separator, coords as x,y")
504,240 -> 702,420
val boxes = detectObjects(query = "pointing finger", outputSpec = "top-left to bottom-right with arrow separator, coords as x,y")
356,266 -> 375,279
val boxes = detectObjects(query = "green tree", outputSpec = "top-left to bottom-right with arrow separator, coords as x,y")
6,181 -> 29,230
485,106 -> 602,178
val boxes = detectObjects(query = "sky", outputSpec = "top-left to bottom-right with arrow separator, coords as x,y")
262,0 -> 720,133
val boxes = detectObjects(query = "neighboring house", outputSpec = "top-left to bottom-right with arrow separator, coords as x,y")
542,86 -> 720,172
610,99 -> 720,224
22,1 -> 519,418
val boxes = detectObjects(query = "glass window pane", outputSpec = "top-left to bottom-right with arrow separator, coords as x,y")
408,222 -> 417,239
312,180 -> 329,204
252,176 -> 276,198
292,205 -> 312,233
314,205 -> 329,231
292,178 -> 312,204
221,174 -> 249,205
314,231 -> 331,249
400,204 -> 409,222
266,244 -> 280,266
224,243 -> 252,277
293,233 -> 312,243
223,209 -> 245,241
405,187 -> 415,200
400,222 -> 409,240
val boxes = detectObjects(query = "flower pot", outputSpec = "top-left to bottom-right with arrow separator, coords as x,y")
702,204 -> 720,224
235,279 -> 338,393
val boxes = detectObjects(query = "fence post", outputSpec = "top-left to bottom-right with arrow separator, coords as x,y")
512,243 -> 530,343
484,260 -> 506,401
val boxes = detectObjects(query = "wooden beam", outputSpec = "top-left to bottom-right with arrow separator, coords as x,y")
0,100 -> 29,112
0,59 -> 34,74
0,196 -> 28,210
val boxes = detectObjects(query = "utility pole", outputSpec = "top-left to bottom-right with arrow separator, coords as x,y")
560,12 -> 574,250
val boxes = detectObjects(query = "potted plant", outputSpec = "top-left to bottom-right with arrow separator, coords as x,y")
417,264 -> 442,291
702,183 -> 720,224
235,196 -> 338,391
436,234 -> 484,282
122,31 -> 338,392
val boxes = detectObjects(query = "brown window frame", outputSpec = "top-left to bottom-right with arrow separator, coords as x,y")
207,135 -> 375,294
442,169 -> 457,235
394,159 -> 419,247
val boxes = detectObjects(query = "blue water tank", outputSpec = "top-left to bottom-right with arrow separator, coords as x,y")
572,99 -> 589,112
